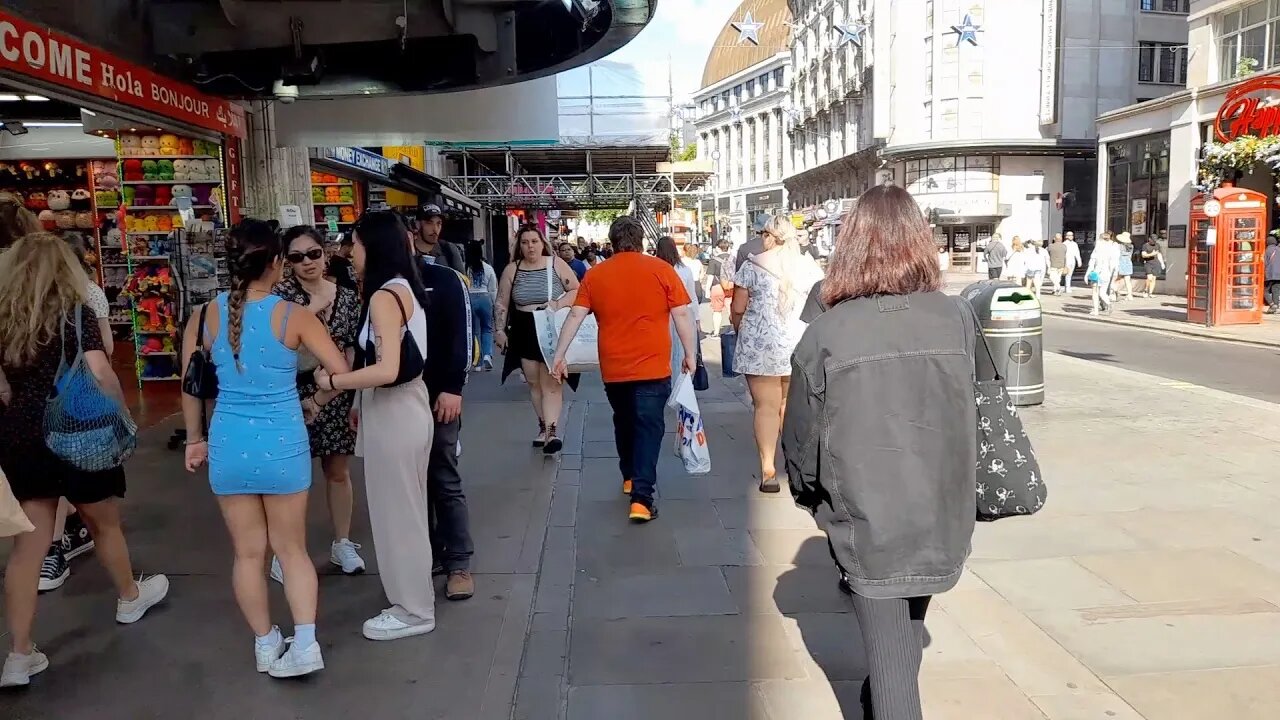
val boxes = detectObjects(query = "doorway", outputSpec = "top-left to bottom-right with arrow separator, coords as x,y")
935,223 -> 993,270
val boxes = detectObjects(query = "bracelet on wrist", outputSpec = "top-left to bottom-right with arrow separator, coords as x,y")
185,438 -> 206,446
328,373 -> 337,391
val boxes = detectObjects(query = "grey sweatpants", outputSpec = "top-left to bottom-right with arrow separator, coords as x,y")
851,593 -> 932,720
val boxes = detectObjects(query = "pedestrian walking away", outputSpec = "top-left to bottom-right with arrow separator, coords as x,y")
729,215 -> 824,494
1047,234 -> 1068,295
494,224 -> 580,454
1114,232 -> 1136,301
1001,236 -> 1029,283
735,213 -> 770,273
1141,237 -> 1166,299
1,229 -> 168,688
782,185 -> 977,720
418,227 -> 479,602
1087,232 -> 1120,316
466,241 -> 499,370
707,239 -> 734,335
314,211 -> 438,642
270,225 -> 366,585
1063,231 -> 1083,295
983,232 -> 1007,280
1023,239 -> 1050,298
550,215 -> 696,523
656,235 -> 702,383
181,219 -> 352,679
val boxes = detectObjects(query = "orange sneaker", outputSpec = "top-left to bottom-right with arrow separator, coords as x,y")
628,502 -> 656,523
621,479 -> 633,496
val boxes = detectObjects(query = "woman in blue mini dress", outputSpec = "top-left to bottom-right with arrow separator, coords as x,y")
180,219 -> 349,679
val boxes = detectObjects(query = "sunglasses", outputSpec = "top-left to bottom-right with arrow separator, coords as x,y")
286,248 -> 325,264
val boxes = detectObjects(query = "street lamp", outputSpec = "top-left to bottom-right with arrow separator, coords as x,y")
710,149 -> 722,244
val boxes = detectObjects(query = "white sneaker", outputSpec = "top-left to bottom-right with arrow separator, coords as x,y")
481,355 -> 493,371
0,648 -> 49,687
267,639 -> 324,678
362,609 -> 435,641
254,627 -> 286,673
330,540 -> 365,575
116,575 -> 169,624
456,439 -> 462,457
269,556 -> 284,584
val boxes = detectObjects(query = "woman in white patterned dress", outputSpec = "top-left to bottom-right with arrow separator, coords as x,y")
730,216 -> 824,493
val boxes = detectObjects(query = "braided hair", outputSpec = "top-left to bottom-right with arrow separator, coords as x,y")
225,219 -> 283,371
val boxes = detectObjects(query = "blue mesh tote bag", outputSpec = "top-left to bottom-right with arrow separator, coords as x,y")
44,306 -> 138,472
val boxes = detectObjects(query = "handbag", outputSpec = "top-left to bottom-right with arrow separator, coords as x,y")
44,306 -> 138,472
1086,269 -> 1100,284
959,298 -> 1046,521
354,287 -> 426,387
533,260 -> 600,373
182,301 -> 219,400
692,337 -> 709,391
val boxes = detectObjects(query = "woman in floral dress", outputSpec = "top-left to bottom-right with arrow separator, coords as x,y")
271,226 -> 365,579
731,216 -> 824,493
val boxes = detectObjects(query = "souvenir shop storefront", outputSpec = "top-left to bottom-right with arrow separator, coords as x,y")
0,9 -> 246,398
1097,73 -> 1280,321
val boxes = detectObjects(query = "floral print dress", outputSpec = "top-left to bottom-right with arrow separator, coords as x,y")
733,257 -> 823,377
274,278 -> 360,457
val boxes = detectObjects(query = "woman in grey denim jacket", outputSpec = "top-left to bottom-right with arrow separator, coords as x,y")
783,185 -> 978,720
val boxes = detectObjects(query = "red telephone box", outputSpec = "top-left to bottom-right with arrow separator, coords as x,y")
1187,186 -> 1267,326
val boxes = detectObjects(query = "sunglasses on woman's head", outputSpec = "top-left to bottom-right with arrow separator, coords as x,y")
287,248 -> 325,264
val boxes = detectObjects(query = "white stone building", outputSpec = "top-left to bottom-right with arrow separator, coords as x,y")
693,0 -> 793,247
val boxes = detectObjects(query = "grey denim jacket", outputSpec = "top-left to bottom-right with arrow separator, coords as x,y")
782,289 -> 978,599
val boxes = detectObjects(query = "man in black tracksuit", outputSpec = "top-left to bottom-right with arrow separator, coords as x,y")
411,205 -> 476,601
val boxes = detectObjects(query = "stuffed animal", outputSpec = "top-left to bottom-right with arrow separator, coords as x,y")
95,190 -> 120,207
140,135 -> 161,155
323,205 -> 340,221
311,170 -> 324,183
47,190 -> 71,210
75,211 -> 94,229
123,159 -> 143,181
37,209 -> 56,231
71,188 -> 92,210
156,160 -> 173,181
186,161 -> 206,182
92,160 -> 119,189
129,186 -> 150,206
153,186 -> 172,206
177,138 -> 194,155
338,186 -> 355,203
202,158 -> 221,179
172,159 -> 190,181
170,184 -> 193,204
159,134 -> 179,155
324,186 -> 341,202
141,160 -> 158,181
311,186 -> 326,203
55,210 -> 75,229
323,174 -> 339,183
142,337 -> 164,354
156,215 -> 172,232
339,205 -> 356,223
119,133 -> 142,156
25,192 -> 47,211
142,215 -> 159,231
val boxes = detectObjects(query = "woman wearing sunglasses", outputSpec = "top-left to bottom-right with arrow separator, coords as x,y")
271,226 -> 365,580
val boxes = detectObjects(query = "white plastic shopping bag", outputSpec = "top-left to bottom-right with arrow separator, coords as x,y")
534,307 -> 600,373
668,374 -> 712,475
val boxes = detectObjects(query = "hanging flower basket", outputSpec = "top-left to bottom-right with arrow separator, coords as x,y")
1197,135 -> 1280,192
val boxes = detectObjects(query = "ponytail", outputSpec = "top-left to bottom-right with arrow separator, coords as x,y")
225,219 -> 284,372
226,276 -> 248,371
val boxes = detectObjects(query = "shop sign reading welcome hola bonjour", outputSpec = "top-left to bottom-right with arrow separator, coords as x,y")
0,10 -> 245,138
1215,76 -> 1280,142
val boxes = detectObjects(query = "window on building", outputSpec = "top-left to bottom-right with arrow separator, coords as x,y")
733,85 -> 743,104
1218,1 -> 1276,81
962,98 -> 983,137
924,36 -> 934,96
1138,42 -> 1186,84
939,98 -> 959,139
904,156 -> 999,194
774,68 -> 784,88
1140,0 -> 1189,11
923,100 -> 933,137
925,0 -> 934,33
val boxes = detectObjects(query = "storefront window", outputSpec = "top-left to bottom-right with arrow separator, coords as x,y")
905,156 -> 999,194
1218,1 -> 1280,80
1105,132 -> 1170,274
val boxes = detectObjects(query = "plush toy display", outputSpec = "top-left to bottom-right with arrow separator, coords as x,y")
123,159 -> 143,181
186,161 -> 207,182
130,186 -> 151,206
170,184 -> 193,204
55,210 -> 75,229
172,159 -> 190,181
338,186 -> 355,203
142,215 -> 159,231
311,186 -> 326,203
37,209 -> 56,231
142,160 -> 158,181
47,190 -> 70,210
75,211 -> 94,229
322,206 -> 340,221
156,215 -> 172,232
96,189 -> 120,207
202,158 -> 221,179
25,192 -> 47,211
154,185 -> 172,206
70,189 -> 92,211
119,134 -> 142,156
158,160 -> 174,181
324,186 -> 341,202
92,160 -> 119,189
177,138 -> 194,155
339,205 -> 356,223
159,134 -> 179,155
140,135 -> 161,155
311,170 -> 324,183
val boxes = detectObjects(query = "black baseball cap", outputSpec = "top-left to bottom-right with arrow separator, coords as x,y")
417,203 -> 444,220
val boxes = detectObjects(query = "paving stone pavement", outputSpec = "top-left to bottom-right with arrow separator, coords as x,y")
513,331 -> 1280,720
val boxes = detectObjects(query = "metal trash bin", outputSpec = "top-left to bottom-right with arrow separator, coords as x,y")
961,280 -> 1044,406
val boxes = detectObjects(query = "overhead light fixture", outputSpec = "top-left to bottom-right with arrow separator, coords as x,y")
0,94 -> 20,102
1,121 -> 29,136
24,121 -> 82,128
23,95 -> 49,101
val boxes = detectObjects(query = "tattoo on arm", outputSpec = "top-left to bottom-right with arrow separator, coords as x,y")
495,306 -> 508,331
373,332 -> 384,363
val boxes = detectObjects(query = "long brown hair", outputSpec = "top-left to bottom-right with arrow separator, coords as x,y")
0,232 -> 88,367
0,193 -> 40,249
516,224 -> 551,258
822,185 -> 942,306
226,219 -> 283,371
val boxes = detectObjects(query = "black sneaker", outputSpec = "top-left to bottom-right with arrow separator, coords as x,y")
63,514 -> 95,561
837,570 -> 853,596
38,544 -> 69,592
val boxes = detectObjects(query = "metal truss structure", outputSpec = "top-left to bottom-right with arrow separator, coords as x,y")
442,172 -> 709,210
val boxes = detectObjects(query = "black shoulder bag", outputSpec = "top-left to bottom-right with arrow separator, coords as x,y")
353,288 -> 426,387
182,302 -> 219,400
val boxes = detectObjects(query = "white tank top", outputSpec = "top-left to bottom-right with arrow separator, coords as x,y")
359,278 -> 427,358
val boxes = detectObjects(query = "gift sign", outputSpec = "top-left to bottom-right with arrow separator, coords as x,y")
0,11 -> 246,138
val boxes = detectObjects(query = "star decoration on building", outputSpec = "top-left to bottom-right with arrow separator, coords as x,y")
785,107 -> 802,126
834,21 -> 867,48
732,12 -> 765,45
729,107 -> 743,123
951,14 -> 982,46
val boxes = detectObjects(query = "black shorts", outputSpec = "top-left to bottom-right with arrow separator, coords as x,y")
1,442 -> 127,505
507,309 -> 546,365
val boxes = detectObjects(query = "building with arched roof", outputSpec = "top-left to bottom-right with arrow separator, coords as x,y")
693,0 -> 794,249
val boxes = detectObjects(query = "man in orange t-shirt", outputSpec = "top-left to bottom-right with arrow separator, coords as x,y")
551,216 -> 696,522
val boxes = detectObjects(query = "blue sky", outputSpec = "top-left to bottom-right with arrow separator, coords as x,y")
591,0 -> 738,100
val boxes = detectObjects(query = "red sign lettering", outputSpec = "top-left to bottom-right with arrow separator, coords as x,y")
0,11 -> 245,138
1215,76 -> 1280,142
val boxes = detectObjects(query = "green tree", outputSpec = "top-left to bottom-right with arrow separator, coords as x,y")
676,142 -> 698,162
581,209 -> 624,225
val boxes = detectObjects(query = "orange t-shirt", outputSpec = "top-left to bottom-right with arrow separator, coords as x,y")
574,251 -> 692,383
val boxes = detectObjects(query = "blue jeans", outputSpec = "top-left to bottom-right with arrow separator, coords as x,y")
604,377 -> 671,504
470,292 -> 494,359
